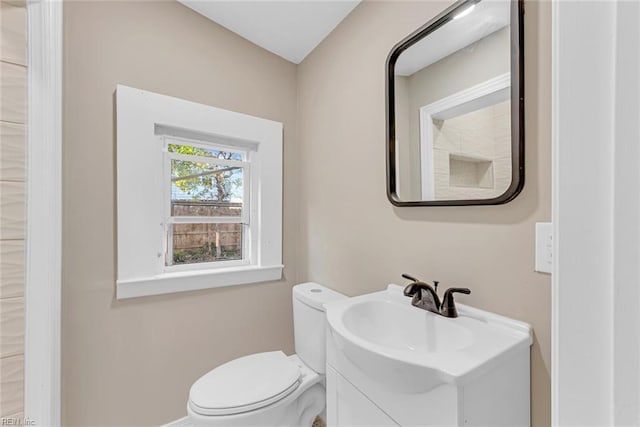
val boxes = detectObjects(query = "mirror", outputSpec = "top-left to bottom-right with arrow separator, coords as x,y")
386,0 -> 523,206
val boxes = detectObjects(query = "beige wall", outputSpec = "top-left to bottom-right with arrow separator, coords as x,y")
297,1 -> 551,426
0,0 -> 26,420
394,75 -> 417,199
62,2 -> 298,425
406,26 -> 510,115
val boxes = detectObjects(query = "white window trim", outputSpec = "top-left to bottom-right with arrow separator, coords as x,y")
116,85 -> 283,299
418,73 -> 511,199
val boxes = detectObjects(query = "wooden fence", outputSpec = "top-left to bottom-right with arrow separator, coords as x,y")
171,201 -> 243,260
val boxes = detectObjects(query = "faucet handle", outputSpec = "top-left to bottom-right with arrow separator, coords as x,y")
403,281 -> 425,297
402,274 -> 441,298
401,273 -> 419,282
440,287 -> 471,318
402,273 -> 420,296
402,274 -> 433,297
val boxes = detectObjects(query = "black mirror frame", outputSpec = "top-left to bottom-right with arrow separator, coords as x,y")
386,0 -> 524,207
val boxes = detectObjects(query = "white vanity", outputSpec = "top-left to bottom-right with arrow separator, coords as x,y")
324,285 -> 532,426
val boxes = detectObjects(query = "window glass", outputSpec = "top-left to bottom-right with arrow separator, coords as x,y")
166,149 -> 246,267
168,143 -> 244,161
170,159 -> 244,208
171,201 -> 242,218
168,223 -> 243,265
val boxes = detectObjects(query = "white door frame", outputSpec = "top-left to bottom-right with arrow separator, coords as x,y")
25,0 -> 62,425
552,0 -> 640,425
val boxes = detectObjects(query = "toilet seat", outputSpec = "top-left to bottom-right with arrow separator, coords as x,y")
189,351 -> 302,416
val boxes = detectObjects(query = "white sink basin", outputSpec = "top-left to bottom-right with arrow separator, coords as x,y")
325,284 -> 532,393
342,299 -> 474,353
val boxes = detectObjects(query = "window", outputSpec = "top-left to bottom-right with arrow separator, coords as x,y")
116,85 -> 283,299
164,138 -> 249,269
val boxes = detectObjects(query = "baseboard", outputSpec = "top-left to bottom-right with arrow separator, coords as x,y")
163,414 -> 324,426
161,416 -> 190,427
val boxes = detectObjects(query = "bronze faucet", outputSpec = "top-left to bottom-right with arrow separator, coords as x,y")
402,274 -> 470,318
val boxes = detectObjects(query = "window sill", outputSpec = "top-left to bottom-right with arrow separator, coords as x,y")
116,264 -> 284,299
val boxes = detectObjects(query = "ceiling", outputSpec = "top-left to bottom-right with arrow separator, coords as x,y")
179,0 -> 361,64
395,0 -> 510,76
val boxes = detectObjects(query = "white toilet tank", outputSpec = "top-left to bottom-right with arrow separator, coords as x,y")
293,283 -> 346,374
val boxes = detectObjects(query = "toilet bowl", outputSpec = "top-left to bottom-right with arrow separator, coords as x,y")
187,283 -> 346,427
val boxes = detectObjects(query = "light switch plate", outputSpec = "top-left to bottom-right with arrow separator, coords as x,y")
535,222 -> 552,274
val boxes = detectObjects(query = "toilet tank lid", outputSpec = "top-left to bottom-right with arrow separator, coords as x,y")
293,282 -> 347,311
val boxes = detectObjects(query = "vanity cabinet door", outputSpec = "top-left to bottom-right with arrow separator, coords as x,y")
326,366 -> 399,427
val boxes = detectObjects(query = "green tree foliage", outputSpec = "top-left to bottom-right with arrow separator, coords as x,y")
170,144 -> 242,201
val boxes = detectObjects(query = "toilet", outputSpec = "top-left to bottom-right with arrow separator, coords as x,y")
187,283 -> 346,426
